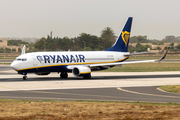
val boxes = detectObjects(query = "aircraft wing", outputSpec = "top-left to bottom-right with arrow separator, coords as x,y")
89,47 -> 169,68
66,47 -> 169,70
89,60 -> 156,67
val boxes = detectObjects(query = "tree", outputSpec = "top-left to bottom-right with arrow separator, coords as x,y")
101,27 -> 117,45
12,48 -> 16,52
176,44 -> 180,50
135,43 -> 143,52
0,48 -> 4,53
136,43 -> 141,48
170,42 -> 174,47
5,48 -> 11,53
8,40 -> 29,46
84,47 -> 92,51
76,33 -> 101,51
156,47 -> 161,51
152,42 -> 158,45
162,35 -> 176,42
18,48 -> 21,53
158,42 -> 164,45
130,36 -> 148,43
34,37 -> 46,51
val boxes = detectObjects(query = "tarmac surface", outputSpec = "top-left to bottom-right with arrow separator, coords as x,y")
0,65 -> 180,103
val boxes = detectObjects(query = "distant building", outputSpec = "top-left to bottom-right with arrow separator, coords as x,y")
0,38 -> 23,52
0,39 -> 7,48
129,42 -> 179,51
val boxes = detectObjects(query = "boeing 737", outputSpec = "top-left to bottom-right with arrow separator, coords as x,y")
10,17 -> 169,80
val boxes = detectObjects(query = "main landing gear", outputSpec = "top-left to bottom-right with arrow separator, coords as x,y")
23,75 -> 27,80
60,72 -> 68,78
83,74 -> 91,79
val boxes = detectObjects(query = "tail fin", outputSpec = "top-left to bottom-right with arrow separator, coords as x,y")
104,17 -> 133,52
21,45 -> 26,55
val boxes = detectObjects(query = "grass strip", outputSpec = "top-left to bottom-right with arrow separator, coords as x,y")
0,63 -> 11,65
160,85 -> 180,94
128,55 -> 180,60
0,99 -> 180,119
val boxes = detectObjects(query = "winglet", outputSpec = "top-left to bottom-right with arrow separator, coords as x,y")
156,47 -> 169,62
21,45 -> 26,55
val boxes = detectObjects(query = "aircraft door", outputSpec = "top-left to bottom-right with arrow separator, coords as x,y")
116,53 -> 120,61
32,55 -> 37,66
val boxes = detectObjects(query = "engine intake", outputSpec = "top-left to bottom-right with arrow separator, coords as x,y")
72,66 -> 91,76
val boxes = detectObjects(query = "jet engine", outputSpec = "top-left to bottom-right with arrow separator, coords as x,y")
72,66 -> 91,76
35,72 -> 51,75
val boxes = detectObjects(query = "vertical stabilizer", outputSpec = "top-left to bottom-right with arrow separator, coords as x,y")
21,45 -> 26,55
105,17 -> 133,52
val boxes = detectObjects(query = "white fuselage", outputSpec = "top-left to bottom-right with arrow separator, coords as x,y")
11,51 -> 128,73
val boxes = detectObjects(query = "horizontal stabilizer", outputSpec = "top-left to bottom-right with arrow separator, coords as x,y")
124,52 -> 157,56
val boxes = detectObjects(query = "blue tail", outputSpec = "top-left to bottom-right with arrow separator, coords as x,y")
104,17 -> 133,52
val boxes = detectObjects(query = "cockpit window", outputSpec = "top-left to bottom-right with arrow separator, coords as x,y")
16,58 -> 22,61
16,58 -> 27,61
22,59 -> 27,61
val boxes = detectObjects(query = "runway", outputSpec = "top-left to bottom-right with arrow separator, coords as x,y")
0,66 -> 180,103
0,87 -> 180,103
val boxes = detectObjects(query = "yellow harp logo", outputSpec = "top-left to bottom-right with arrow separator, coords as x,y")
121,31 -> 130,47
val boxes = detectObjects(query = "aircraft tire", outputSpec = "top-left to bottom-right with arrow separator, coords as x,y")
23,75 -> 27,80
83,74 -> 91,79
60,72 -> 68,78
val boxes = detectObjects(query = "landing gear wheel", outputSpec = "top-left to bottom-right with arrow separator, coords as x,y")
23,75 -> 27,80
83,74 -> 91,79
60,72 -> 68,78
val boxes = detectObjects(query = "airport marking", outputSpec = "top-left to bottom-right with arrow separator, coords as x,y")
0,85 -> 17,90
117,87 -> 180,99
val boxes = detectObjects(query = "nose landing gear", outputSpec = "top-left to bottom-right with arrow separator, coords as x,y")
18,72 -> 27,80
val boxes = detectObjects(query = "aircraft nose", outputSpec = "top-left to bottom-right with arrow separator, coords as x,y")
10,61 -> 19,70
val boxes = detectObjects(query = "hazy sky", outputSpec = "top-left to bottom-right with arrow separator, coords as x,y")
0,0 -> 180,40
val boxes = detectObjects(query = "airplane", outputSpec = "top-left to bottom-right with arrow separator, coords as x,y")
10,17 -> 169,80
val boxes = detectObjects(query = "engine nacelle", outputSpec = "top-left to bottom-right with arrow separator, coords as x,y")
72,66 -> 91,76
35,72 -> 51,75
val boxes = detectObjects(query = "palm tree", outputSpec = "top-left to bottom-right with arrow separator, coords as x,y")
100,27 -> 117,43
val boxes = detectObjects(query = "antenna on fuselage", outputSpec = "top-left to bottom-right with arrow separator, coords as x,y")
21,45 -> 26,55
